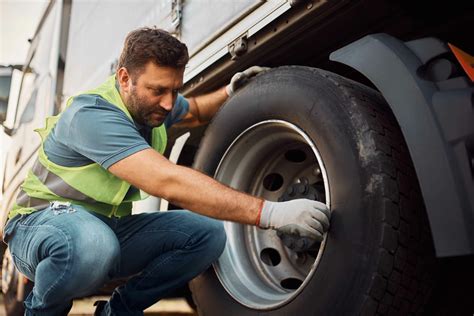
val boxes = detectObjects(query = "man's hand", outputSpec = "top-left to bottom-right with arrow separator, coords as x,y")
258,199 -> 331,241
226,66 -> 270,97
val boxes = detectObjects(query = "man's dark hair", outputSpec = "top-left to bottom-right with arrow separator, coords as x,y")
118,27 -> 189,78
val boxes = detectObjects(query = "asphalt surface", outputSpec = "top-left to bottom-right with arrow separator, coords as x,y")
0,296 -> 197,316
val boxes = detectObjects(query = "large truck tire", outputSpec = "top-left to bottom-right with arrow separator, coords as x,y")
2,248 -> 32,316
190,66 -> 436,315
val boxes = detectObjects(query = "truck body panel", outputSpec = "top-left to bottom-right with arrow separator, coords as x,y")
2,0 -> 62,195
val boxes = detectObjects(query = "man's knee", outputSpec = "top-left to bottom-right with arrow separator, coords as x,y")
71,228 -> 120,284
197,217 -> 227,261
48,225 -> 120,297
30,224 -> 119,305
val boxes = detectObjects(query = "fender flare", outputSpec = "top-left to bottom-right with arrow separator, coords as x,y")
330,33 -> 474,257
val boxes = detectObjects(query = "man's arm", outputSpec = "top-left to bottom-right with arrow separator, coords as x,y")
109,148 -> 262,225
175,66 -> 270,128
109,148 -> 330,240
175,86 -> 228,128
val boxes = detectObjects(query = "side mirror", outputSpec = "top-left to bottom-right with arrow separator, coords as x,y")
0,66 -> 13,125
0,67 -> 23,135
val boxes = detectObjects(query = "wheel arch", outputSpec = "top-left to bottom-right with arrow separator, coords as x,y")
329,33 -> 474,257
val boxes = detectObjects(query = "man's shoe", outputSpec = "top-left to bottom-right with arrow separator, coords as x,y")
93,300 -> 107,316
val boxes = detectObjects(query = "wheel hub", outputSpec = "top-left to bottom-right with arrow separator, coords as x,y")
278,177 -> 324,203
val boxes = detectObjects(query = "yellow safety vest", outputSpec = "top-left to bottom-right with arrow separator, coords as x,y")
9,75 -> 167,218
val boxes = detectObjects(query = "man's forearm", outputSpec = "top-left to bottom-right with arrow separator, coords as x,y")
188,86 -> 228,124
160,163 -> 263,225
110,148 -> 262,224
109,149 -> 330,239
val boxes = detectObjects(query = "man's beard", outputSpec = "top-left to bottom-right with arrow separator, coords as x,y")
127,87 -> 170,128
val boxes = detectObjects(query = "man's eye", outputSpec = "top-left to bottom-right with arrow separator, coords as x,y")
153,89 -> 164,96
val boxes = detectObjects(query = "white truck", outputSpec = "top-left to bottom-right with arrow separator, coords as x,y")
1,0 -> 473,315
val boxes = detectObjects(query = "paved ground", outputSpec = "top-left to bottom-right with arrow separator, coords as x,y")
0,296 -> 197,316
70,297 -> 197,316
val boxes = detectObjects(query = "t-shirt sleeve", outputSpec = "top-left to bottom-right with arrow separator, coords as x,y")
55,96 -> 151,169
164,94 -> 189,128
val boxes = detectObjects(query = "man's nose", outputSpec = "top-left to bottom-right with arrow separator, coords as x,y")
160,92 -> 173,111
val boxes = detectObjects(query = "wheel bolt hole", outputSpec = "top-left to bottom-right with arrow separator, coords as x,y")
260,248 -> 281,266
284,149 -> 306,163
263,173 -> 284,191
280,278 -> 303,290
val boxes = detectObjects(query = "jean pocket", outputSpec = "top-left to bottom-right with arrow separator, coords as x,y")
18,214 -> 33,226
11,253 -> 35,280
3,216 -> 20,243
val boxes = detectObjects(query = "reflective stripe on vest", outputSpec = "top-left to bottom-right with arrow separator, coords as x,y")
10,75 -> 167,219
30,159 -> 97,203
16,189 -> 50,210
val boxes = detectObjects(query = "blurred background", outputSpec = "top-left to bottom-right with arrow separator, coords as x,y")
0,3 -> 195,314
0,0 -> 47,203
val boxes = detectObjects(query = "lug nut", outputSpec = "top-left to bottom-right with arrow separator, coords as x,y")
287,186 -> 295,195
296,252 -> 307,265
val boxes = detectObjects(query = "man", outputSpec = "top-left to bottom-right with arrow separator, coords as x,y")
3,27 -> 330,315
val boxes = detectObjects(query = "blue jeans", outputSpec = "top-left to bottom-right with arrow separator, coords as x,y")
3,204 -> 227,315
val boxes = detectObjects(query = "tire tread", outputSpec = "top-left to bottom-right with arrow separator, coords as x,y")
319,70 -> 435,315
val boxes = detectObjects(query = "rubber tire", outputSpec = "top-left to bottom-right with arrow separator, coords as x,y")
190,66 -> 436,315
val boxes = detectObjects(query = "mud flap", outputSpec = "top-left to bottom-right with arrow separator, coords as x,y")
330,33 -> 474,257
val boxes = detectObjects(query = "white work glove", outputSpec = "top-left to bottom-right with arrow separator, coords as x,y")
226,66 -> 270,97
258,199 -> 330,242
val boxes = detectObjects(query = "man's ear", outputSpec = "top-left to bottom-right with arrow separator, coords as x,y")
117,67 -> 131,93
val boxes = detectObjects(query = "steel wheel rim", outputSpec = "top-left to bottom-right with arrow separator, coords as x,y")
213,120 -> 330,310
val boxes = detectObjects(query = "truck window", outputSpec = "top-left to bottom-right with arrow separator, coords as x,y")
19,89 -> 38,124
0,75 -> 12,122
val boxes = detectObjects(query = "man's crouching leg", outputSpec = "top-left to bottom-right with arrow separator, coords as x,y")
5,205 -> 120,315
104,210 -> 227,315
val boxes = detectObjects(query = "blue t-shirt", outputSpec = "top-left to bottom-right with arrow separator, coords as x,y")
43,93 -> 189,169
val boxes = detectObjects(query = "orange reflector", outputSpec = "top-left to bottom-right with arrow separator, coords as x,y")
448,43 -> 474,82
